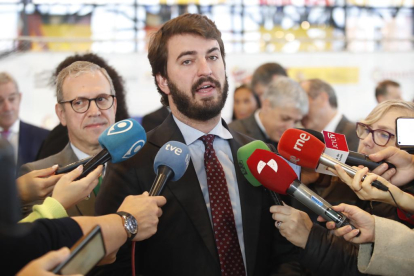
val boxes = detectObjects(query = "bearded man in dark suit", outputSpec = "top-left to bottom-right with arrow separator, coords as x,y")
94,13 -> 303,276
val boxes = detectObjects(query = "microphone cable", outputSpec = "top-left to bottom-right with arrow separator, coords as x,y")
388,190 -> 414,225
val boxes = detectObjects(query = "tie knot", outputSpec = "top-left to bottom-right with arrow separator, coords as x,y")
199,134 -> 215,148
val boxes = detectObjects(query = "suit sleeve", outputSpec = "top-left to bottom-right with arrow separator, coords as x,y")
1,217 -> 82,275
299,224 -> 362,276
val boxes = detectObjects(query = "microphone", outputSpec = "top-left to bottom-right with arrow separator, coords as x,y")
56,157 -> 92,174
237,140 -> 283,205
300,128 -> 395,171
149,141 -> 191,196
78,119 -> 146,179
247,149 -> 356,229
278,129 -> 389,191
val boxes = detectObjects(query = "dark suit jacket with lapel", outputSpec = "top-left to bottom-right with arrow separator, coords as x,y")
228,113 -> 267,143
94,114 -> 302,276
18,121 -> 49,168
18,143 -> 96,217
335,115 -> 359,152
141,106 -> 170,132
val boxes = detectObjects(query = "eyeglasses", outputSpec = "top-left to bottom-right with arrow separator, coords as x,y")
59,94 -> 115,114
356,122 -> 395,147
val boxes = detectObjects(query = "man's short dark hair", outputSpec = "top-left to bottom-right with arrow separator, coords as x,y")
375,80 -> 400,100
305,78 -> 338,108
148,13 -> 225,106
251,63 -> 287,92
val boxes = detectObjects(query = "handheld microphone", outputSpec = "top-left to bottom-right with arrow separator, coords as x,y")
247,149 -> 356,229
237,140 -> 283,205
56,157 -> 92,174
301,128 -> 395,171
278,129 -> 389,191
149,141 -> 191,196
78,119 -> 146,179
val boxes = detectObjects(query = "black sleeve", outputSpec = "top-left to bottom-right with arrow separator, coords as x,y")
299,224 -> 364,276
1,217 -> 83,276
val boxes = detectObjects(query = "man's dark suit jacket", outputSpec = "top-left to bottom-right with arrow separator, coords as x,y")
228,113 -> 266,143
18,121 -> 49,167
141,106 -> 170,132
94,114 -> 302,276
335,115 -> 359,152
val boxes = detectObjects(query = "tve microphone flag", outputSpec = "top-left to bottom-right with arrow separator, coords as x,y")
278,128 -> 388,191
149,141 -> 191,196
79,119 -> 146,179
247,149 -> 356,229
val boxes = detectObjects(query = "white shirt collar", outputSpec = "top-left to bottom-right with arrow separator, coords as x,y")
173,115 -> 233,146
0,119 -> 20,133
254,109 -> 269,139
70,143 -> 91,160
324,112 -> 342,133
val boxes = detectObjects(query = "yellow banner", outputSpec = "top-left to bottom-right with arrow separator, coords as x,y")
288,67 -> 359,84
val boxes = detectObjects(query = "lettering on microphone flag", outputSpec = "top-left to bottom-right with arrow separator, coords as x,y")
317,131 -> 350,176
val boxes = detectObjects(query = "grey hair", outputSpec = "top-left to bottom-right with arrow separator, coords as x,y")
263,76 -> 309,115
0,72 -> 19,92
304,78 -> 338,108
55,61 -> 115,102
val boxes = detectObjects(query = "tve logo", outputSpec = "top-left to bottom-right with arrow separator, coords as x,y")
123,140 -> 145,159
107,120 -> 133,136
165,143 -> 183,156
257,159 -> 278,174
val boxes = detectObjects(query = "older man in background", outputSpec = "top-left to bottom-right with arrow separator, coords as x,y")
229,76 -> 308,148
301,78 -> 359,151
0,72 -> 49,167
18,61 -> 117,217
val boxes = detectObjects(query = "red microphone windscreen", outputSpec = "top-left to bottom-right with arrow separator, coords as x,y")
247,149 -> 297,195
277,128 -> 325,169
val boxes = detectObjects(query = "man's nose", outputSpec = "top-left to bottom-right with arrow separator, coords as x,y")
197,59 -> 212,77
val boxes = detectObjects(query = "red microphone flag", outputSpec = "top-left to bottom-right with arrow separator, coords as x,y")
246,149 -> 297,195
277,128 -> 325,169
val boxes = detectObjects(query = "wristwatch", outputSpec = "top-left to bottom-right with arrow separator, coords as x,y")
116,211 -> 138,241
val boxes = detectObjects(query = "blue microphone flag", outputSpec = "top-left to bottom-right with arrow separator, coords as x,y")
98,119 -> 146,163
154,141 -> 190,181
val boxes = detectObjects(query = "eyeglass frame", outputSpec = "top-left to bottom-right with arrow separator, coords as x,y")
355,122 -> 395,147
58,94 -> 116,114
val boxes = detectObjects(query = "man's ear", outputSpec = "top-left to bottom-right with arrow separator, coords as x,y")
261,99 -> 271,111
156,74 -> 171,95
55,103 -> 67,126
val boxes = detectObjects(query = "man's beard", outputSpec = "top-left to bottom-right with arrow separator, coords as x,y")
168,75 -> 228,121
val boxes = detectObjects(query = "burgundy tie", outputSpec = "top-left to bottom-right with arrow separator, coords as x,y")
199,134 -> 246,276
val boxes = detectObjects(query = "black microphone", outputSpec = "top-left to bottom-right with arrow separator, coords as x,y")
300,128 -> 395,171
149,141 -> 191,196
56,157 -> 92,174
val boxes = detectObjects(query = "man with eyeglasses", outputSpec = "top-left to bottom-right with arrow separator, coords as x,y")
18,61 -> 117,217
0,72 -> 49,168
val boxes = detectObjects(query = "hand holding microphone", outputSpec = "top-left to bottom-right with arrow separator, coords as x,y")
318,204 -> 375,244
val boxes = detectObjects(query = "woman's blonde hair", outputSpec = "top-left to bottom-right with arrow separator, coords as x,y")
361,100 -> 414,125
